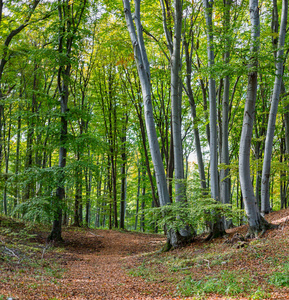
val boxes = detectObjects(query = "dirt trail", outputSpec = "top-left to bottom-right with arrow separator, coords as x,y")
56,229 -> 171,300
4,210 -> 289,299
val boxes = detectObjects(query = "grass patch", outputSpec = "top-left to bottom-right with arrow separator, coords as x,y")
269,262 -> 289,287
177,270 -> 256,297
128,261 -> 159,282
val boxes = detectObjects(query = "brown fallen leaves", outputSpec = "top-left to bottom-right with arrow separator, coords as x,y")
1,209 -> 289,299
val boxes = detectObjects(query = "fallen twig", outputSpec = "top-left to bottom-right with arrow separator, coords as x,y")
41,242 -> 53,259
0,238 -> 20,261
203,259 -> 211,269
89,231 -> 104,238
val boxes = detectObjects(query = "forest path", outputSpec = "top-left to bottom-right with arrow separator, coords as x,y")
56,228 -> 171,299
50,228 -> 243,300
3,210 -> 289,299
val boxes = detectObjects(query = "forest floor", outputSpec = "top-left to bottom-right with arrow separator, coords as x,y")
1,210 -> 289,299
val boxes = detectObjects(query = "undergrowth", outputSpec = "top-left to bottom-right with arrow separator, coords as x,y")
0,215 -> 65,298
269,262 -> 289,287
126,229 -> 289,299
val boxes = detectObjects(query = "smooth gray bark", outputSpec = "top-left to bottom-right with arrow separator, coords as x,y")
203,0 -> 219,201
203,0 -> 224,236
239,0 -> 270,235
123,0 -> 192,248
122,69 -> 159,207
261,0 -> 288,215
221,0 -> 232,229
123,0 -> 170,209
160,0 -> 192,241
171,0 -> 186,203
184,41 -> 207,190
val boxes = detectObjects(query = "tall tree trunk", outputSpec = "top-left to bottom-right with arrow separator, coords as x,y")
15,102 -> 22,209
3,104 -> 12,215
169,0 -> 192,240
239,0 -> 272,236
123,0 -> 170,208
123,0 -> 191,248
48,0 -> 87,241
220,0 -> 232,229
120,117 -> 128,229
203,0 -> 225,237
184,40 -> 207,190
261,0 -> 288,215
73,152 -> 82,227
171,0 -> 185,203
122,70 -> 159,207
135,160 -> 141,230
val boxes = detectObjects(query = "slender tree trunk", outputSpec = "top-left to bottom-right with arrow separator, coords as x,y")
15,103 -> 22,209
3,104 -> 11,215
171,0 -> 185,203
203,0 -> 225,237
123,0 -> 170,208
184,41 -> 207,190
123,0 -> 191,248
120,118 -> 127,229
140,168 -> 146,232
280,138 -> 286,208
122,70 -> 159,207
85,162 -> 92,227
48,0 -> 87,241
261,0 -> 288,215
220,0 -> 232,229
73,152 -> 82,227
138,106 -> 159,207
135,161 -> 141,230
239,0 -> 273,235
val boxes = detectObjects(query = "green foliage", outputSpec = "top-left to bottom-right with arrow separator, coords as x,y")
269,262 -> 289,287
146,182 -> 244,233
13,196 -> 56,224
177,271 -> 255,297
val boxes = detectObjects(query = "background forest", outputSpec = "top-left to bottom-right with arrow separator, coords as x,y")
0,0 -> 288,247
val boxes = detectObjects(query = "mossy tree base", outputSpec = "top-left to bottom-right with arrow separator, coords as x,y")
246,216 -> 278,239
205,218 -> 226,241
161,226 -> 194,251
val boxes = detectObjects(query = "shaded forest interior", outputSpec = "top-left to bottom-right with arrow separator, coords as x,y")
0,0 -> 289,247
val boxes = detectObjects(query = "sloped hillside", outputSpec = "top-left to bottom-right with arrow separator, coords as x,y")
1,209 -> 289,299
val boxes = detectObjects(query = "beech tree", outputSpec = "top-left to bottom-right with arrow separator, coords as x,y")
261,0 -> 288,215
48,0 -> 87,241
2,0 -> 289,244
239,0 -> 273,236
203,0 -> 225,237
122,0 -> 193,248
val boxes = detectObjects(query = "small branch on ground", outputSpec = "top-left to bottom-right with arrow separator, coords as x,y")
89,231 -> 104,237
0,238 -> 20,262
41,241 -> 53,259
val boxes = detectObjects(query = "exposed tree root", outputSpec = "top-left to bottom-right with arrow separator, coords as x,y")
47,231 -> 64,243
205,219 -> 226,241
162,226 -> 194,251
246,216 -> 279,239
161,239 -> 172,252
